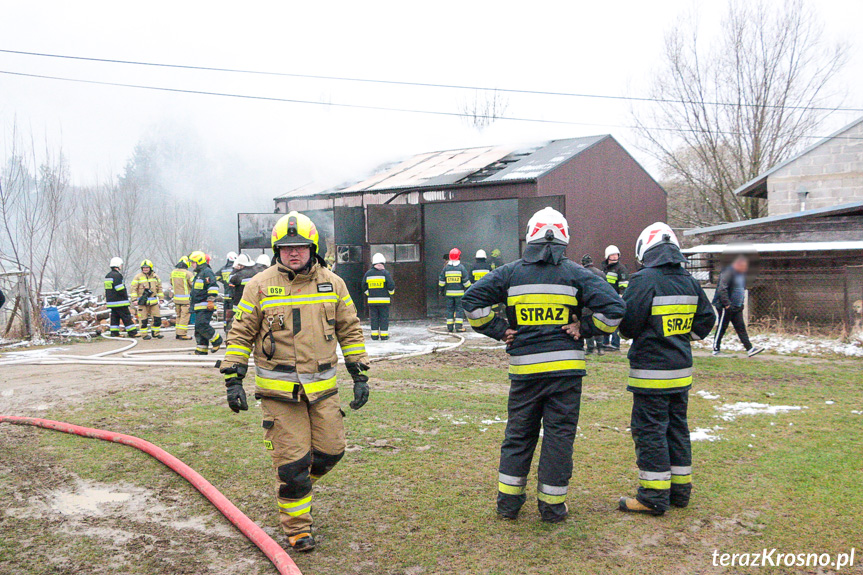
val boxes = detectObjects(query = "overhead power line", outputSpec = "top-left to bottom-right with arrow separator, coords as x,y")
1,47 -> 861,114
2,68 -> 862,142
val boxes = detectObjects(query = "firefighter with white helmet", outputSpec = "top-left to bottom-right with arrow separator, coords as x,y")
226,254 -> 257,333
601,244 -> 628,351
255,253 -> 272,273
219,211 -> 369,552
132,259 -> 164,339
461,207 -> 625,523
219,252 -> 239,333
438,248 -> 471,332
189,251 -> 222,354
104,257 -> 138,337
471,249 -> 492,284
362,252 -> 395,340
617,222 -> 715,515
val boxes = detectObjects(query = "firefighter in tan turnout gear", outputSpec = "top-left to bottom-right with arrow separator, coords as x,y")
171,256 -> 195,340
219,211 -> 370,553
132,260 -> 164,340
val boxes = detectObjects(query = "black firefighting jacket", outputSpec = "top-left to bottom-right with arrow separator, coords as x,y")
191,264 -> 219,311
461,243 -> 625,381
619,243 -> 716,395
438,262 -> 471,297
602,260 -> 629,295
104,268 -> 130,308
470,258 -> 492,283
228,266 -> 259,311
362,266 -> 395,305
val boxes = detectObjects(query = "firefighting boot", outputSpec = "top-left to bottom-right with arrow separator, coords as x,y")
287,532 -> 316,552
210,334 -> 223,352
371,334 -> 379,341
618,497 -> 664,516
539,502 -> 569,524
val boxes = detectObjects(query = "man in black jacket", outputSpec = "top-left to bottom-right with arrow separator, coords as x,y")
601,245 -> 628,351
712,255 -> 763,357
104,257 -> 138,337
462,207 -> 625,523
618,223 -> 715,516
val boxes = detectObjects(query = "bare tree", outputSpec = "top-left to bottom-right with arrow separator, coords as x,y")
460,89 -> 509,131
633,0 -> 847,228
152,198 -> 207,271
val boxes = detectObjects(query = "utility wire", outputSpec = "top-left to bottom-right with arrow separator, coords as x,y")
1,47 -> 861,114
2,68 -> 862,141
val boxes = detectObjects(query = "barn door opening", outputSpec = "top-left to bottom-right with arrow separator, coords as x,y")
366,204 -> 424,319
333,206 -> 365,315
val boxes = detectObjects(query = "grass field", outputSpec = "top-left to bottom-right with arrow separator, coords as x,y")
1,343 -> 862,574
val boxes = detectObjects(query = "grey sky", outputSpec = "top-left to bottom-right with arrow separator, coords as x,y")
1,0 -> 861,204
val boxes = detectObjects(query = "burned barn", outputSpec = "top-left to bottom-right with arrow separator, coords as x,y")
268,136 -> 666,319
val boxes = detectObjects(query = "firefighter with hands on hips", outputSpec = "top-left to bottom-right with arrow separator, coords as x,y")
438,248 -> 471,332
362,252 -> 395,340
461,207 -> 625,523
171,256 -> 195,340
227,254 -> 258,333
104,257 -> 138,338
219,211 -> 369,553
189,251 -> 223,355
132,260 -> 164,340
601,245 -> 629,351
617,223 -> 715,515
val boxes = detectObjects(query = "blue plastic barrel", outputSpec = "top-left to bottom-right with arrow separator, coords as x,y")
41,306 -> 62,333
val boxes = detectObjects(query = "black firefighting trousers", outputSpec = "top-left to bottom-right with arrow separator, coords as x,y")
369,305 -> 390,339
497,376 -> 581,522
630,391 -> 692,511
445,296 -> 464,331
194,309 -> 221,353
109,306 -> 137,336
713,306 -> 752,351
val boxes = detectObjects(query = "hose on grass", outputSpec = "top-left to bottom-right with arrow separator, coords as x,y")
0,415 -> 303,575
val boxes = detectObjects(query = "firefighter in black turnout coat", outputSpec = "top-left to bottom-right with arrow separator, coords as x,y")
363,252 -> 396,340
462,207 -> 625,523
618,223 -> 715,515
104,257 -> 138,337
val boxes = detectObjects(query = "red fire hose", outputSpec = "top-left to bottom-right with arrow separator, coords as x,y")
0,416 -> 302,575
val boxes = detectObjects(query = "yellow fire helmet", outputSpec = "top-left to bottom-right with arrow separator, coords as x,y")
271,211 -> 319,252
189,251 -> 207,266
140,259 -> 154,269
179,255 -> 190,266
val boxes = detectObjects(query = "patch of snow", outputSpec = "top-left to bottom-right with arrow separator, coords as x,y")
696,390 -> 720,400
851,410 -> 862,415
716,402 -> 802,421
694,332 -> 863,357
691,427 -> 722,442
480,417 -> 507,425
825,400 -> 835,405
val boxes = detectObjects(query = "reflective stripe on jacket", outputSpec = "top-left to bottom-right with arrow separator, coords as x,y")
602,261 -> 629,294
438,262 -> 471,297
470,259 -> 492,283
131,272 -> 163,305
171,268 -> 194,303
104,269 -> 130,307
191,264 -> 219,310
362,267 -> 395,305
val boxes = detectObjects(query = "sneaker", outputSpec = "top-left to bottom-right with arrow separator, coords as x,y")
747,347 -> 765,358
287,532 -> 316,552
711,349 -> 722,356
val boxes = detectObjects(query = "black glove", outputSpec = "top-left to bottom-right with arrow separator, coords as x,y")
345,362 -> 370,410
220,364 -> 248,413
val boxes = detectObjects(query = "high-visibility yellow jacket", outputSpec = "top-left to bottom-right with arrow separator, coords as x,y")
170,267 -> 195,304
222,261 -> 368,404
131,271 -> 164,306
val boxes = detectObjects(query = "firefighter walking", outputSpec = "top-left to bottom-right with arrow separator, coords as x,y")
362,253 -> 395,340
439,248 -> 471,333
618,223 -> 715,515
189,251 -> 223,355
132,260 -> 164,340
219,211 -> 370,552
462,207 -> 625,523
171,256 -> 195,340
104,257 -> 138,337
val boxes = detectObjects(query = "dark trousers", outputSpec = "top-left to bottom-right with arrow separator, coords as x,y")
603,329 -> 621,349
109,306 -> 137,336
194,309 -> 220,352
369,305 -> 390,339
445,296 -> 464,331
713,306 -> 751,351
630,391 -> 692,511
497,376 -> 581,521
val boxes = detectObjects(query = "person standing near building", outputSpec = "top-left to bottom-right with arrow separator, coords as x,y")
254,253 -> 271,274
227,254 -> 257,333
618,223 -> 715,516
601,245 -> 628,352
219,211 -> 369,552
132,260 -> 164,340
171,256 -> 195,340
581,254 -> 606,356
105,257 -> 138,338
189,251 -> 222,355
712,255 -> 764,357
219,252 -> 238,329
438,248 -> 471,333
462,207 -> 625,523
470,250 -> 492,283
489,248 -> 504,270
363,252 -> 395,340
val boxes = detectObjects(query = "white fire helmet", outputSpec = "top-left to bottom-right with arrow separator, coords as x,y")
226,251 -> 237,261
256,254 -> 272,266
525,207 -> 569,245
475,249 -> 487,259
372,253 -> 386,265
234,253 -> 254,268
109,257 -> 123,268
604,245 -> 620,259
635,222 -> 680,262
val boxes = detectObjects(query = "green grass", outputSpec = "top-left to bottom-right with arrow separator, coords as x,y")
1,350 -> 862,574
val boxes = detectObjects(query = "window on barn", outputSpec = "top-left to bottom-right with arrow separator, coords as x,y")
369,244 -> 395,263
395,244 -> 420,262
337,245 -> 363,264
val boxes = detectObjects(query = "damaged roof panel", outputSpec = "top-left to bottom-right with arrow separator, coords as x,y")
484,135 -> 608,182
